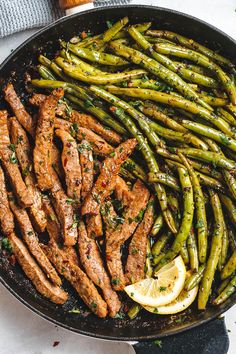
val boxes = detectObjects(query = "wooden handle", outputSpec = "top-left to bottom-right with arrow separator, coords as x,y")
59,0 -> 93,9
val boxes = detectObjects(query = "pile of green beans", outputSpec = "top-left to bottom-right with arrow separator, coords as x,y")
32,16 -> 236,313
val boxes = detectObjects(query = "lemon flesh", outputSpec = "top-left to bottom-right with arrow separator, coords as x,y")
124,256 -> 186,307
143,276 -> 198,315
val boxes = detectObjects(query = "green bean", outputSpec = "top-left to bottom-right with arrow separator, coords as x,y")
180,240 -> 190,265
198,190 -> 224,309
148,172 -> 180,191
32,78 -> 91,100
60,49 -> 102,75
218,220 -> 229,272
111,109 -> 176,233
126,78 -> 174,91
38,65 -> 57,81
167,193 -> 180,218
103,17 -> 129,42
217,108 -> 236,127
185,264 -> 205,291
145,239 -> 153,278
147,119 -> 209,150
187,229 -> 199,271
227,104 -> 236,117
182,120 -> 236,152
199,95 -> 228,107
150,214 -> 164,237
154,43 -> 236,105
221,249 -> 236,280
38,54 -> 51,68
142,105 -> 187,132
91,86 -> 163,148
106,86 -> 234,138
110,39 -> 211,110
213,274 -> 236,305
173,61 -> 214,76
135,30 -> 219,89
204,137 -> 236,201
155,167 -> 194,270
217,276 -> 233,295
61,41 -> 129,66
219,194 -> 236,224
168,146 -> 236,170
152,232 -> 172,266
227,225 -> 236,252
114,22 -> 152,40
55,57 -> 146,85
178,153 -> 207,263
128,304 -> 141,319
147,30 -> 235,69
196,171 -> 226,192
156,147 -> 222,179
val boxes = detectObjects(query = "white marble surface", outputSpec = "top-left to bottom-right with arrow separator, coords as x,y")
0,1 -> 236,353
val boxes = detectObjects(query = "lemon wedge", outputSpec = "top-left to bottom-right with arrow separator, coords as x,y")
124,256 -> 186,307
143,271 -> 198,314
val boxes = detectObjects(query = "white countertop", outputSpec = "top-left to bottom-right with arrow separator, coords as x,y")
0,1 -> 236,353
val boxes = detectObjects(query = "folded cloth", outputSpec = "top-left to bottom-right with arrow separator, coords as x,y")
0,0 -> 64,38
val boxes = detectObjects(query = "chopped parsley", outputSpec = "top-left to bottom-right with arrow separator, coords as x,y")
68,307 -> 80,314
78,142 -> 92,153
91,301 -> 97,309
66,198 -> 74,205
159,286 -> 167,292
134,209 -> 145,222
92,193 -> 101,204
195,219 -> 204,229
27,231 -> 34,236
111,278 -> 120,286
154,340 -> 162,348
109,151 -> 116,157
114,310 -> 125,319
106,20 -> 113,29
84,99 -> 93,108
1,237 -> 13,254
131,249 -> 139,255
70,123 -> 79,137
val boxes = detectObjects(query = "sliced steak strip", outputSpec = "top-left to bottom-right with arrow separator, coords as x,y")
3,83 -> 35,137
81,138 -> 137,216
102,200 -> 118,237
9,194 -> 61,286
125,196 -> 155,284
0,165 -> 14,235
42,197 -> 79,265
29,93 -> 46,107
55,118 -> 113,156
9,232 -> 68,304
79,139 -> 94,201
43,238 -> 108,317
78,221 -> 121,317
71,110 -> 122,145
106,180 -> 150,291
114,176 -> 133,207
34,88 -> 64,190
50,170 -> 77,246
10,117 -> 47,232
55,129 -> 82,204
51,143 -> 64,181
0,110 -> 33,208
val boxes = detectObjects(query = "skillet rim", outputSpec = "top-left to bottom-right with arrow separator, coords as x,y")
0,4 -> 236,342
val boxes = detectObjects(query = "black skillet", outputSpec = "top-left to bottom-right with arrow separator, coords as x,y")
0,5 -> 235,354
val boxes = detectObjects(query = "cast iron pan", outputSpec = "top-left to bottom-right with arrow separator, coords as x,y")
0,5 -> 236,353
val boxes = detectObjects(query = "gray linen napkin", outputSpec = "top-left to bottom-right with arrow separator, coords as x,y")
0,0 -> 64,38
0,0 -> 132,38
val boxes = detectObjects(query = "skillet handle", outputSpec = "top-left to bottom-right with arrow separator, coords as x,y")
132,318 -> 229,354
